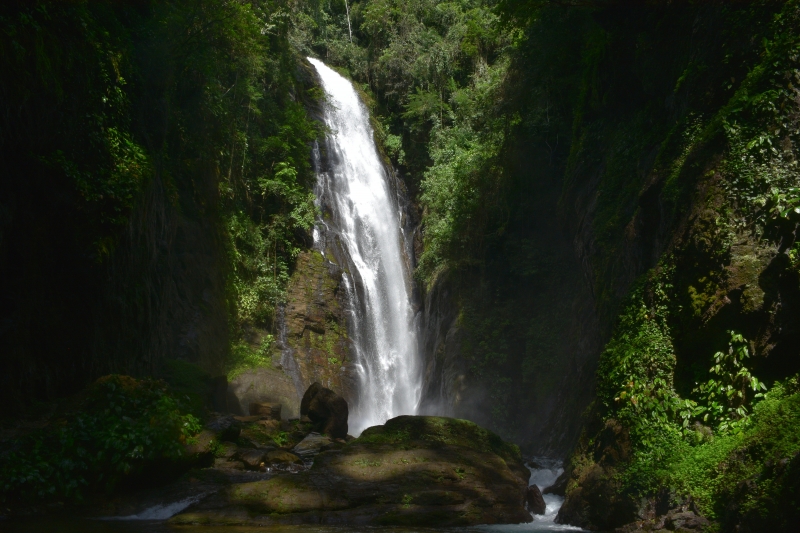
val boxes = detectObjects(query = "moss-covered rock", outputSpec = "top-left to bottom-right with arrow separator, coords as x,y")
283,251 -> 358,404
170,415 -> 531,526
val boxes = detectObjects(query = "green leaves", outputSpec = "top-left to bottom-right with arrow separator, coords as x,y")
0,376 -> 199,503
692,331 -> 768,434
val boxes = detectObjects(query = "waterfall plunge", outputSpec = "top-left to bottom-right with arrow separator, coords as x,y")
308,58 -> 421,435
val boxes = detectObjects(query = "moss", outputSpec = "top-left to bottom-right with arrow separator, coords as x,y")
357,416 -> 522,466
227,335 -> 273,381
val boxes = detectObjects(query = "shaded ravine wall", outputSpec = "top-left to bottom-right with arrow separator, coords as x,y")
0,1 -> 323,418
415,146 -> 604,457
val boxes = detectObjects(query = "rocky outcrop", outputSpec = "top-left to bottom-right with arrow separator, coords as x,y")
226,250 -> 358,419
300,382 -> 349,439
526,485 -> 546,515
615,509 -> 711,532
281,251 -> 357,404
170,416 -> 532,527
556,419 -> 638,530
227,366 -> 300,418
543,468 -> 568,496
415,233 -> 601,459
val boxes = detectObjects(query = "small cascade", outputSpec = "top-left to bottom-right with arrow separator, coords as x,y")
101,493 -> 210,521
527,460 -> 572,530
307,57 -> 421,435
471,459 -> 586,532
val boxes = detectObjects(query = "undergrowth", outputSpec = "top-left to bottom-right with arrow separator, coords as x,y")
0,375 -> 200,503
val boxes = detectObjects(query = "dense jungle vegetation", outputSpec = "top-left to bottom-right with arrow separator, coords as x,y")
1,0 -> 800,531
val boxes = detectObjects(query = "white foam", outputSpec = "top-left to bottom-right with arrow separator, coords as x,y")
101,493 -> 206,521
308,57 -> 421,435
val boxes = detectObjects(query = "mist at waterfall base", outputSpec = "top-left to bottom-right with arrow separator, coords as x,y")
306,57 -> 421,436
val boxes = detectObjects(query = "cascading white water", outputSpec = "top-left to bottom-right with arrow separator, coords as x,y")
308,58 -> 420,435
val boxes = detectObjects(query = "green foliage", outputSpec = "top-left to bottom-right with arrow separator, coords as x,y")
273,431 -> 291,447
0,376 -> 200,503
0,0 -> 325,405
594,264 -> 777,502
669,378 -> 800,523
417,57 -> 510,280
714,3 -> 800,242
692,331 -> 767,432
227,335 -> 274,380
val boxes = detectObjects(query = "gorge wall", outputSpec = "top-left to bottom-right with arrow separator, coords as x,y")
0,0 -> 322,416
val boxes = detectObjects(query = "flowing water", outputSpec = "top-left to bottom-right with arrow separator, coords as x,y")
307,57 -> 421,435
472,460 -> 585,533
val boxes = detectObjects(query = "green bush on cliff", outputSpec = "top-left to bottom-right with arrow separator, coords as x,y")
592,259 -> 782,491
669,378 -> 800,525
0,376 -> 200,503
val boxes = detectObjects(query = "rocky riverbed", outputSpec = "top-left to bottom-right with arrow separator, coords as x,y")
171,415 -> 532,527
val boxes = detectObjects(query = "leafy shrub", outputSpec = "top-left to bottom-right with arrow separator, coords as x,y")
692,331 -> 767,432
0,375 -> 200,503
669,378 -> 800,522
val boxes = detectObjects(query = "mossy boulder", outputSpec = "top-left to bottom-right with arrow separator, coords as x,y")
170,415 -> 531,526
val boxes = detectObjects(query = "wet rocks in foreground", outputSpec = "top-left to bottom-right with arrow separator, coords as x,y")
171,415 -> 532,527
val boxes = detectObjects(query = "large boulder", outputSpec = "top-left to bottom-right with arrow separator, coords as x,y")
526,484 -> 546,515
171,416 -> 532,527
300,382 -> 348,439
543,469 -> 568,496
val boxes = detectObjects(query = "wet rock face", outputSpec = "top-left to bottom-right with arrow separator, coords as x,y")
282,252 -> 358,403
300,382 -> 349,439
556,419 -> 638,530
543,469 -> 568,496
171,416 -> 532,527
526,485 -> 546,515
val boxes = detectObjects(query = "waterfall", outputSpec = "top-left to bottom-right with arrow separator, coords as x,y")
307,58 -> 421,435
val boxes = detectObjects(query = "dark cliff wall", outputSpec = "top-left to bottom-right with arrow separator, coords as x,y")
537,2 -> 800,531
0,0 -> 320,417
